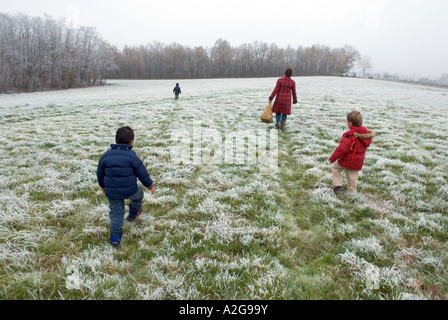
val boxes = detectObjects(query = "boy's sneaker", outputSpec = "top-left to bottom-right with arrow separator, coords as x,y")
127,206 -> 142,222
333,186 -> 343,195
110,233 -> 121,249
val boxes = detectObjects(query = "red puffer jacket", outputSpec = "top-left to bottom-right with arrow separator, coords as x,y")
330,126 -> 376,171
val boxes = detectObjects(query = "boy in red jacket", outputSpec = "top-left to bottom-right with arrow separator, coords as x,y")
329,111 -> 376,194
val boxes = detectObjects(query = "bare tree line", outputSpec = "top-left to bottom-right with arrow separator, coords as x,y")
1,12 -> 363,93
0,12 -> 118,93
115,38 -> 361,80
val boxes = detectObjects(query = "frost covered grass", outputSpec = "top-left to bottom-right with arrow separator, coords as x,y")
1,77 -> 447,300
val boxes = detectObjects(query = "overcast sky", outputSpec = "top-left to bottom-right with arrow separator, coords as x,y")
1,0 -> 447,79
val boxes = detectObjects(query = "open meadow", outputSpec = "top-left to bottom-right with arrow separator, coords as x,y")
0,77 -> 447,300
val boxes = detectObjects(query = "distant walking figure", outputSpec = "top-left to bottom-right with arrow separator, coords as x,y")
173,83 -> 182,100
269,68 -> 298,132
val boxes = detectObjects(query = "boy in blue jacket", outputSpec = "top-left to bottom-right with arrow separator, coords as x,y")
97,126 -> 156,248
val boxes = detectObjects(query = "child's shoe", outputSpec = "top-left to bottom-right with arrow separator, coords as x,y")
110,233 -> 121,249
127,206 -> 142,222
333,186 -> 343,195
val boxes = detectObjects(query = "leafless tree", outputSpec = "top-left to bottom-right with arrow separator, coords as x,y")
0,12 -> 118,93
358,55 -> 373,77
211,38 -> 233,78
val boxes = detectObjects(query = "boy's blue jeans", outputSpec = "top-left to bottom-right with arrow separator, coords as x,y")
108,188 -> 144,234
276,113 -> 287,125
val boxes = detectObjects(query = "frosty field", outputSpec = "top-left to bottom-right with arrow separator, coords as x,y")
0,77 -> 447,300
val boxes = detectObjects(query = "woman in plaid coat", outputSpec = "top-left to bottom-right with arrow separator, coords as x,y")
269,68 -> 298,131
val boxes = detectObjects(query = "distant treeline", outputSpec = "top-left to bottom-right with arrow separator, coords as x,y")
115,40 -> 361,80
0,12 -> 118,93
0,12 -> 362,93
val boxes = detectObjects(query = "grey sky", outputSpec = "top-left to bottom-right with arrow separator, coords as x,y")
1,0 -> 447,79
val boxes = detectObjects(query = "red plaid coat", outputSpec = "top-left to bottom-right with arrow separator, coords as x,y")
269,76 -> 297,115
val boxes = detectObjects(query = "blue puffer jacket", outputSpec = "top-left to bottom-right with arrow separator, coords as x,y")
173,85 -> 181,94
97,144 -> 153,199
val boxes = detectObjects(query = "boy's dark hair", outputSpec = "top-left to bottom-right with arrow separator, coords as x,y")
285,68 -> 293,77
347,111 -> 363,127
116,126 -> 134,144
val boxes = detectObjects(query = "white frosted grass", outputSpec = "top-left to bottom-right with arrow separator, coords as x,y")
0,190 -> 36,223
414,212 -> 446,233
196,198 -> 232,216
61,247 -> 131,294
339,250 -> 412,298
145,193 -> 178,207
0,224 -> 57,271
397,292 -> 428,300
368,218 -> 402,241
347,236 -> 384,258
204,215 -> 258,244
1,77 -> 447,299
294,154 -> 320,168
311,187 -> 343,206
188,252 -> 285,299
420,256 -> 446,274
304,167 -> 326,178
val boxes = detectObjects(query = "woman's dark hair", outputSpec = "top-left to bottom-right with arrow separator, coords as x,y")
116,126 -> 134,144
285,68 -> 293,77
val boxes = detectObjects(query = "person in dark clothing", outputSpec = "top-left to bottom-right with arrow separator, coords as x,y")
97,126 -> 156,248
173,83 -> 182,100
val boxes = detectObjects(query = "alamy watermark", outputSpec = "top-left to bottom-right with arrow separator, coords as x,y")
169,121 -> 279,175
